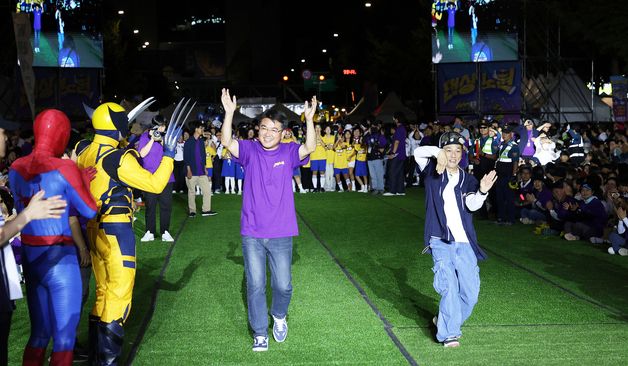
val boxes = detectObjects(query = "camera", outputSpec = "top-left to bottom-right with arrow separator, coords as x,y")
151,127 -> 165,141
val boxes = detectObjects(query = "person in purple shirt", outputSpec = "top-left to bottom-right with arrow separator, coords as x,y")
220,88 -> 317,352
563,183 -> 608,242
138,117 -> 176,242
32,3 -> 42,53
384,111 -> 407,196
519,175 -> 552,224
446,1 -> 456,50
183,121 -> 217,217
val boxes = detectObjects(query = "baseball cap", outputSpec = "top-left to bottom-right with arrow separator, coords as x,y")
438,131 -> 466,148
501,124 -> 516,133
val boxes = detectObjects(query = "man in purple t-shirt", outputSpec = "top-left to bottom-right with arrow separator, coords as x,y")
220,88 -> 317,352
383,111 -> 408,196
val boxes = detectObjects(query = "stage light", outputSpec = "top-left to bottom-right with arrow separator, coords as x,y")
322,49 -> 327,53
290,68 -> 295,72
144,41 -> 149,46
319,75 -> 325,81
333,33 -> 339,38
301,59 -> 306,63
133,29 -> 139,34
118,10 -> 124,15
282,75 -> 289,81
365,2 -> 371,7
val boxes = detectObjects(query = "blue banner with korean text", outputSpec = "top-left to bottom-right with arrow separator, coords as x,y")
438,61 -> 521,117
438,63 -> 478,114
479,61 -> 521,114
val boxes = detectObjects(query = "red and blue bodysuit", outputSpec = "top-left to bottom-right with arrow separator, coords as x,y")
9,109 -> 97,366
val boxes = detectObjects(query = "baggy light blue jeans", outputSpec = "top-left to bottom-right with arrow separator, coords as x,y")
242,236 -> 293,337
429,238 -> 480,342
368,159 -> 385,191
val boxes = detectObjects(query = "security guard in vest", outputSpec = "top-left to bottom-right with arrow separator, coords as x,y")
75,98 -> 188,365
494,125 -> 520,225
565,124 -> 585,166
471,121 -> 498,218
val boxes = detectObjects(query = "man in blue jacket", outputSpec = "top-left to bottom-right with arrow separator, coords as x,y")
183,121 -> 217,217
413,131 -> 497,348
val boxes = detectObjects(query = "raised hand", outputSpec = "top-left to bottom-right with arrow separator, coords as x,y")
436,149 -> 447,175
480,170 -> 498,193
304,96 -> 317,122
221,88 -> 237,115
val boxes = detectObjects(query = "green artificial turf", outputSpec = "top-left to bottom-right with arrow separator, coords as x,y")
7,189 -> 628,365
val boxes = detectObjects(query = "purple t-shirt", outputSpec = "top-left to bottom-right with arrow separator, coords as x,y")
521,129 -> 535,157
393,125 -> 407,160
138,131 -> 174,183
447,7 -> 456,28
33,8 -> 42,30
234,140 -> 309,238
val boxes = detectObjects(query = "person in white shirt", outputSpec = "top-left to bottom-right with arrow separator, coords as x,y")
413,131 -> 497,348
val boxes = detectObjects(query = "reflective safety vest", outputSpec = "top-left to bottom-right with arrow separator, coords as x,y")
481,137 -> 494,154
497,141 -> 516,163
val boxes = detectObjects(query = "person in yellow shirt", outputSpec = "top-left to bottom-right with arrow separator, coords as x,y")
309,124 -> 327,192
205,133 -> 217,193
281,128 -> 305,193
333,130 -> 353,192
221,147 -> 236,194
353,128 -> 369,193
322,125 -> 336,191
345,126 -> 357,191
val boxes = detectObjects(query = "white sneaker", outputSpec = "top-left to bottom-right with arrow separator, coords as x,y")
564,233 -> 579,241
252,336 -> 268,352
237,191 -> 242,195
382,192 -> 395,196
161,231 -> 174,242
272,315 -> 288,343
140,231 -> 154,242
589,237 -> 604,244
619,248 -> 628,256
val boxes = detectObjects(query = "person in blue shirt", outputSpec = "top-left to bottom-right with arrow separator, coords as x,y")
58,35 -> 80,68
413,131 -> 497,348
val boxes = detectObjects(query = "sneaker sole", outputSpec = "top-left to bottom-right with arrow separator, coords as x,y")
444,340 -> 460,348
252,347 -> 268,352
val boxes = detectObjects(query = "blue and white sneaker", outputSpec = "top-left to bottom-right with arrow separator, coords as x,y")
272,315 -> 288,343
252,336 -> 268,352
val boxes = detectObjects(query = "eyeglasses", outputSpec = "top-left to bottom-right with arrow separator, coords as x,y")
260,125 -> 283,135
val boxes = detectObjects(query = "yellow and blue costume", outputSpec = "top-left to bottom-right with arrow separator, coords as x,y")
75,98 -> 189,365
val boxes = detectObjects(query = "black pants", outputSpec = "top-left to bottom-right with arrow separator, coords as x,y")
0,310 -> 12,366
173,160 -> 186,192
495,177 -> 515,223
212,157 -> 222,192
388,158 -> 406,194
144,182 -> 173,234
301,167 -> 313,190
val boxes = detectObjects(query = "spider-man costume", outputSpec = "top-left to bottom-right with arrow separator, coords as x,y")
9,109 -> 97,366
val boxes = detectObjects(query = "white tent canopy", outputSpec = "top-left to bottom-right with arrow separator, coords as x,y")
373,92 -> 416,122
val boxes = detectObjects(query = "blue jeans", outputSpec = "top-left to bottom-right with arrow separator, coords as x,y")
368,159 -> 384,191
242,236 -> 293,337
430,238 -> 480,342
609,232 -> 626,253
520,207 -> 547,222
